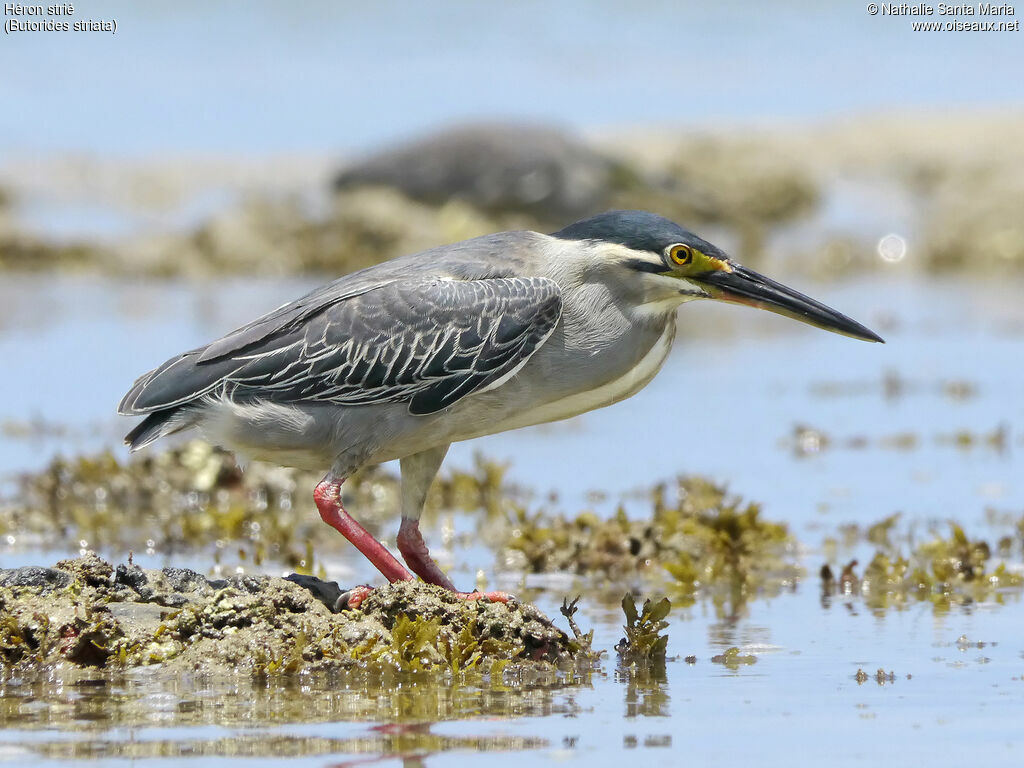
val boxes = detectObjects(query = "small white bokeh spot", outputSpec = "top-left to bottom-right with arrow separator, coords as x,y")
877,233 -> 907,263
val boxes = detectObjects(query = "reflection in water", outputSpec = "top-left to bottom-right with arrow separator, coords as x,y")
10,729 -> 546,761
617,664 -> 670,719
0,668 -> 590,760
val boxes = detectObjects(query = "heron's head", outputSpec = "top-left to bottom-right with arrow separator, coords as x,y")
552,210 -> 883,342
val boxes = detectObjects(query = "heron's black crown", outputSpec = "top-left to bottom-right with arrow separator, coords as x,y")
552,210 -> 720,257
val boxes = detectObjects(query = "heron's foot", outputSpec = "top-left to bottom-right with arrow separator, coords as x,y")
337,585 -> 512,610
454,590 -> 514,603
335,585 -> 375,611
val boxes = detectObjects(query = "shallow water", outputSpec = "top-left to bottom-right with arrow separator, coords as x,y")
0,588 -> 1021,766
2,273 -> 1023,765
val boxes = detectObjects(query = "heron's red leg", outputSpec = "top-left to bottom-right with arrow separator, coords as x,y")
397,516 -> 457,591
397,517 -> 512,603
314,476 -> 413,584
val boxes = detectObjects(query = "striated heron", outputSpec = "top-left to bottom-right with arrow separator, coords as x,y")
119,210 -> 882,607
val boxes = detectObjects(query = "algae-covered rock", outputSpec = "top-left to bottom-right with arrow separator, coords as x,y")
502,477 -> 800,604
821,521 -> 1024,614
0,566 -> 72,591
0,553 -> 576,675
0,232 -> 105,272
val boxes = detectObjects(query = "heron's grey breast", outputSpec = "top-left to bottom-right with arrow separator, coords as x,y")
448,305 -> 677,439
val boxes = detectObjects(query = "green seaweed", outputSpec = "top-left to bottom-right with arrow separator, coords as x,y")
854,668 -> 896,685
616,594 -> 670,663
502,477 -> 798,607
389,613 -> 446,671
823,522 -> 1024,614
710,647 -> 757,669
661,479 -> 792,595
559,596 -> 600,660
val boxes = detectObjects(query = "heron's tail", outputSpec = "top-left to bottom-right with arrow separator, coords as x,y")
124,407 -> 196,451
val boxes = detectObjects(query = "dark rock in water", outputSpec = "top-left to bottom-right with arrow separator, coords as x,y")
0,566 -> 72,591
114,562 -> 155,601
114,562 -> 149,589
333,124 -> 627,221
162,566 -> 214,593
286,572 -> 344,612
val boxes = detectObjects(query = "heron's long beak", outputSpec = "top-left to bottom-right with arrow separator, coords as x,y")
697,264 -> 884,343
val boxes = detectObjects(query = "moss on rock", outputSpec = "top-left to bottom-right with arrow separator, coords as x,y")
0,553 -> 577,676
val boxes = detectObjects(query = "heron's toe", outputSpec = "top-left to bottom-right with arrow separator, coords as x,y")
455,590 -> 514,603
335,585 -> 375,611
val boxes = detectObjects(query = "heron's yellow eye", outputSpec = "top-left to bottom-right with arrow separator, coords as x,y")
668,244 -> 694,266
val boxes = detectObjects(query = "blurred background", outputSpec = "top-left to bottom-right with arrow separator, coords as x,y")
4,0 -> 1024,274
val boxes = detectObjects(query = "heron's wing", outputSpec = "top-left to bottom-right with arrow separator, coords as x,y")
119,277 -> 562,417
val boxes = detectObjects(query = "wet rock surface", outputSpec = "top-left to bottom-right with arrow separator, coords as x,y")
0,553 -> 576,675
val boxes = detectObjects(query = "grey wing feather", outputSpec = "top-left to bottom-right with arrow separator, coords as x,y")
119,277 -> 562,417
198,278 -> 398,363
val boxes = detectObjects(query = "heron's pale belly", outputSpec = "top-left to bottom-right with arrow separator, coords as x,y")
465,320 -> 676,437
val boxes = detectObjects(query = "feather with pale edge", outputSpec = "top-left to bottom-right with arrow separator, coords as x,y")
119,277 -> 563,442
